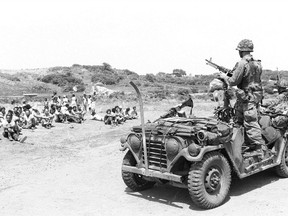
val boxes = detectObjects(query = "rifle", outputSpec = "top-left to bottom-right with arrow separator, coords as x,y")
205,58 -> 232,77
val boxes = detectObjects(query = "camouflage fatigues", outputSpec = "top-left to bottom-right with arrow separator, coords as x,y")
227,54 -> 265,145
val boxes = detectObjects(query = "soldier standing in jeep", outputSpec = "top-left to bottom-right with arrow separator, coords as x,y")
219,39 -> 266,157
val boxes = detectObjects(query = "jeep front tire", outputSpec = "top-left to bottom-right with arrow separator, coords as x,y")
122,151 -> 155,191
188,152 -> 231,209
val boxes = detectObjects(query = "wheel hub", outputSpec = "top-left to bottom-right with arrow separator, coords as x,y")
205,168 -> 221,193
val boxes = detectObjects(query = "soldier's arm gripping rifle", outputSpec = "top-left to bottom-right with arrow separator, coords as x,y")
205,58 -> 232,77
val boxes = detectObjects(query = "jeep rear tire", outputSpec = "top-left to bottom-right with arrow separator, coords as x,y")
122,151 -> 155,191
275,141 -> 288,178
188,152 -> 231,209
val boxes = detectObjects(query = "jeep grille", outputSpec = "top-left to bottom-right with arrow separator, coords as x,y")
142,135 -> 167,171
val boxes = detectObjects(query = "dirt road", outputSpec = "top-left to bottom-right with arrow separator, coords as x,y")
1,102 -> 288,216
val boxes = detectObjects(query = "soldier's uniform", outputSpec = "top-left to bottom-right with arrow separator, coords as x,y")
226,39 -> 265,147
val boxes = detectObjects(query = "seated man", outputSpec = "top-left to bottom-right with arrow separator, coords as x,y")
113,106 -> 125,124
130,106 -> 138,119
41,108 -> 54,129
54,105 -> 66,123
12,106 -> 23,132
2,110 -> 27,143
31,107 -> 43,125
73,105 -> 85,121
104,109 -> 116,125
66,106 -> 82,123
124,108 -> 133,120
22,109 -> 37,129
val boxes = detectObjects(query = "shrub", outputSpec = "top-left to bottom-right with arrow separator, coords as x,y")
172,69 -> 186,77
191,88 -> 199,93
108,91 -> 125,99
123,69 -> 139,77
31,84 -> 51,93
145,74 -> 156,83
41,73 -> 83,87
128,74 -> 139,80
0,73 -> 20,82
177,88 -> 189,95
91,72 -> 120,85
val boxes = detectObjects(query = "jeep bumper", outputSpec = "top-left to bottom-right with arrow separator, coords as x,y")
122,165 -> 183,183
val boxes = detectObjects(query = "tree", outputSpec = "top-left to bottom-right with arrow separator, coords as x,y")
156,72 -> 167,77
172,69 -> 186,77
145,74 -> 156,83
103,62 -> 113,72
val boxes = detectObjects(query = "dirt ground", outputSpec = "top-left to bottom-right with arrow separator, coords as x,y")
1,101 -> 288,216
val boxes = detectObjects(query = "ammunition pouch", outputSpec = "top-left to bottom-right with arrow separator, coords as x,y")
262,126 -> 281,143
236,87 -> 263,104
236,89 -> 249,101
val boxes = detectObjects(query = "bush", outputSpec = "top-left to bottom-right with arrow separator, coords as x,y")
91,72 -> 120,85
145,74 -> 156,83
191,88 -> 199,93
128,74 -> 139,80
0,73 -> 20,82
147,89 -> 171,99
41,73 -> 83,87
108,91 -> 125,99
177,88 -> 190,95
172,69 -> 186,77
31,84 -> 51,93
123,69 -> 139,77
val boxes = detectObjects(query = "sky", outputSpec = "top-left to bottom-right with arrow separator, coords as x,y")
0,0 -> 287,75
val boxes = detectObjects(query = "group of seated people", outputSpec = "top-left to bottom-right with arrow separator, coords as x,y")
0,104 -> 34,143
102,105 -> 138,126
0,93 -> 139,142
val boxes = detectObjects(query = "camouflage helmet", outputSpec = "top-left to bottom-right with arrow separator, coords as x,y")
236,39 -> 254,52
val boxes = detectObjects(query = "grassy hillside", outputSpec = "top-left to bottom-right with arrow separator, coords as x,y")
0,63 -> 287,101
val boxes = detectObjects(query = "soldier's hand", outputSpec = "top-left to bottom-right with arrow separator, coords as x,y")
216,73 -> 227,81
216,74 -> 229,87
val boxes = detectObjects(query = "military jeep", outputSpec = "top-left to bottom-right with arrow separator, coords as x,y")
120,82 -> 288,209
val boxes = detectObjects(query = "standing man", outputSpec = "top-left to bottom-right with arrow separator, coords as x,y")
220,39 -> 266,157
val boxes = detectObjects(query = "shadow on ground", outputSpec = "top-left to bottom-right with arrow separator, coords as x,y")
125,184 -> 202,210
230,168 -> 280,196
124,168 -> 281,210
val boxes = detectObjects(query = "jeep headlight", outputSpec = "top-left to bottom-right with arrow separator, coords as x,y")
127,134 -> 141,152
166,138 -> 181,160
188,143 -> 201,156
